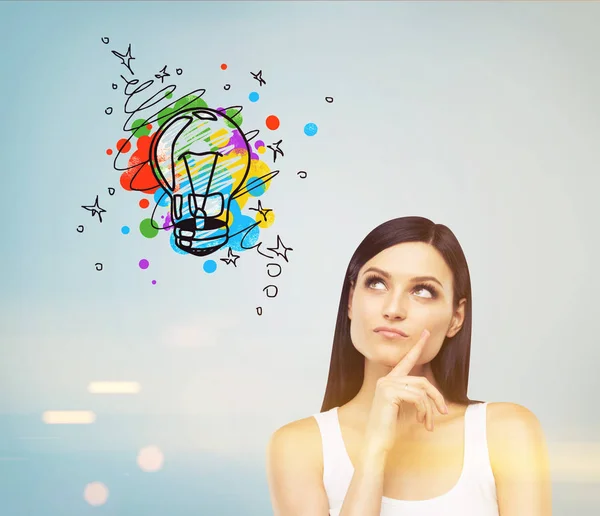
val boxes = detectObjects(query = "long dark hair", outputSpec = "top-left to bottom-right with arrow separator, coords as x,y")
320,216 -> 482,412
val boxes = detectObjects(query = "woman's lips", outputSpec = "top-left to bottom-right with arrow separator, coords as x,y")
373,328 -> 409,339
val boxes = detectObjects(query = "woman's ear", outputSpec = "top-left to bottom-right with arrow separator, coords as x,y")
447,297 -> 466,337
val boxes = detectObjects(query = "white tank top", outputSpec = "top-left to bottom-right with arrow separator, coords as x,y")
312,402 -> 499,516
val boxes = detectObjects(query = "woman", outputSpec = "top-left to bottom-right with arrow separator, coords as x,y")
267,216 -> 551,515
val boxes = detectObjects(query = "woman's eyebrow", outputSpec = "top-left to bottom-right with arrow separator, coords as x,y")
362,267 -> 443,288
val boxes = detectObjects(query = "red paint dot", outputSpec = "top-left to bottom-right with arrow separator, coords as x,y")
266,115 -> 280,130
139,198 -> 150,209
220,63 -> 227,70
106,148 -> 113,155
146,124 -> 152,130
117,139 -> 132,153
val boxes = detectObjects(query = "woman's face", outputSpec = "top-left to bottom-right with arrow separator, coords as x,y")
348,242 -> 466,368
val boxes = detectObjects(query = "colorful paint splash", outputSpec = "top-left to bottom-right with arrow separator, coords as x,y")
266,115 -> 280,130
203,260 -> 217,273
110,89 -> 278,268
304,122 -> 318,136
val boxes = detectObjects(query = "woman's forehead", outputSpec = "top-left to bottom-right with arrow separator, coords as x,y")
362,243 -> 452,281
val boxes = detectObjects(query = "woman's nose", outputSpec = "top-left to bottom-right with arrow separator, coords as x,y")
382,292 -> 408,320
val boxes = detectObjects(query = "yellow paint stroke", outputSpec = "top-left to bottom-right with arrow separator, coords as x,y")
234,159 -> 272,210
216,209 -> 232,227
255,209 -> 276,228
209,128 -> 230,148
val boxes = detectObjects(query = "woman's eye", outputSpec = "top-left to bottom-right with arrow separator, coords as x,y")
365,276 -> 386,289
364,277 -> 437,299
414,285 -> 436,299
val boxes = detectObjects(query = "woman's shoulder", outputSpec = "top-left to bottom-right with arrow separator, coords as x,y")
484,402 -> 547,476
269,413 -> 323,445
484,401 -> 542,428
267,413 -> 325,474
266,414 -> 331,512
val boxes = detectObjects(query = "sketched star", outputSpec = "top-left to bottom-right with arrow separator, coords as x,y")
251,70 -> 266,86
81,195 -> 106,223
220,247 -> 240,267
112,44 -> 135,75
155,65 -> 170,83
266,235 -> 293,263
248,200 -> 272,222
267,139 -> 284,162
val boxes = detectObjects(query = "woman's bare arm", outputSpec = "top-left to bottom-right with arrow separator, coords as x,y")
266,418 -> 330,516
337,448 -> 386,516
266,419 -> 388,516
488,402 -> 552,515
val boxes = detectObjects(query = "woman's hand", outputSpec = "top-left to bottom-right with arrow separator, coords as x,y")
362,329 -> 449,458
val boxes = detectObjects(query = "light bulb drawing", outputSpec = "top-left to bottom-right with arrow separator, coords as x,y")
149,107 -> 252,256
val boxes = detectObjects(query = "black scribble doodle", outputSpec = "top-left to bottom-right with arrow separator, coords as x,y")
325,96 -> 334,103
267,235 -> 293,262
113,73 -> 204,153
154,65 -> 170,83
220,247 -> 240,267
77,225 -> 84,233
231,169 -> 279,200
266,262 -> 282,278
297,170 -> 307,179
105,107 -> 113,115
225,222 -> 273,259
112,43 -> 135,75
253,241 -> 277,259
81,195 -> 106,223
248,200 -> 272,222
244,129 -> 260,142
267,139 -> 284,162
149,106 -> 257,255
263,285 -> 278,298
251,70 -> 266,86
147,139 -> 280,238
101,37 -> 109,44
101,43 -> 302,312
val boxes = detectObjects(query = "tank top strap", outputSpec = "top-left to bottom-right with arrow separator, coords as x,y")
313,407 -> 346,480
461,402 -> 495,481
313,406 -> 357,503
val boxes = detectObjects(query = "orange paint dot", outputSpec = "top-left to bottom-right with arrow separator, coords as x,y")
139,198 -> 150,209
106,148 -> 113,155
266,115 -> 280,130
117,139 -> 132,153
221,63 -> 227,70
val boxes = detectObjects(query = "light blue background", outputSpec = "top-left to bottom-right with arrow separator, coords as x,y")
1,1 -> 600,514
